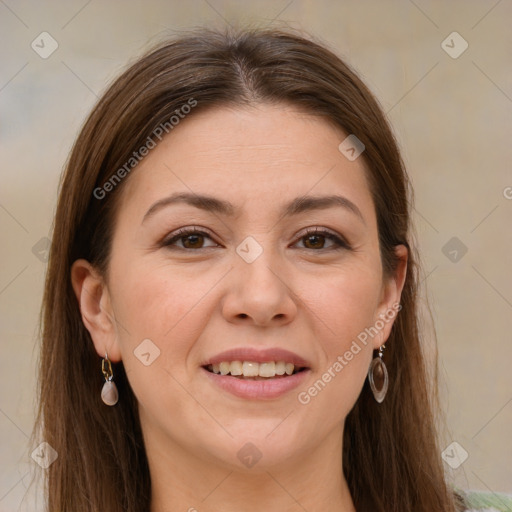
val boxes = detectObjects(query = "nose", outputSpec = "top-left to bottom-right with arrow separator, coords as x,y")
221,247 -> 298,327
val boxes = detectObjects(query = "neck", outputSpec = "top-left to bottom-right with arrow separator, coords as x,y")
146,424 -> 356,512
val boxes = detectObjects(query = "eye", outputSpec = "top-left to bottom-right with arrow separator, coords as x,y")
162,227 -> 219,250
294,228 -> 351,251
162,226 -> 351,252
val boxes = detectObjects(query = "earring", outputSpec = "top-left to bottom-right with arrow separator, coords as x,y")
368,344 -> 388,403
101,353 -> 119,406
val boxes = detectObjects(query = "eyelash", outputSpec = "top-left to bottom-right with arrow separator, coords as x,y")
162,226 -> 351,252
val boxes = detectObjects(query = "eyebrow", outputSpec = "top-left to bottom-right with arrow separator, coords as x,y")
142,192 -> 365,224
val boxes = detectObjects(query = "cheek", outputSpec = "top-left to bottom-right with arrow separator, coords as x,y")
109,260 -> 215,346
297,267 -> 381,412
106,256 -> 234,404
305,256 -> 383,346
104,258 -> 246,459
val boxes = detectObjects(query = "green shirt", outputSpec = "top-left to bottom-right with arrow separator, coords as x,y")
460,489 -> 512,511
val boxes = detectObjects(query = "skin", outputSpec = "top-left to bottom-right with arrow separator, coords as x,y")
71,103 -> 407,512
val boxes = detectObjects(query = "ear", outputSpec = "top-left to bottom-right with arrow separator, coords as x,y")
70,259 -> 122,362
373,244 -> 408,350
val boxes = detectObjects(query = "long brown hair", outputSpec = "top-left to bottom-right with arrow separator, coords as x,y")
35,27 -> 464,511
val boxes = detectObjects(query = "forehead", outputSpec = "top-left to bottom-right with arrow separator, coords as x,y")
118,103 -> 375,222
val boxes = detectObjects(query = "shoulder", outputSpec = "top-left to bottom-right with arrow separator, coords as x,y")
457,489 -> 512,512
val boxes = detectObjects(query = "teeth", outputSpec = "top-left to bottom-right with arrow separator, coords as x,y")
219,362 -> 231,375
230,361 -> 243,376
207,361 -> 301,378
258,362 -> 275,377
242,361 -> 259,377
275,361 -> 285,375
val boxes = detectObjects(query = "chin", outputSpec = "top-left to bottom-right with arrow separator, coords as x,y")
201,427 -> 306,472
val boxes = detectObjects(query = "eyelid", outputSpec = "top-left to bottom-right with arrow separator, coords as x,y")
162,226 -> 351,251
162,226 -> 219,248
294,227 -> 351,250
295,226 -> 341,240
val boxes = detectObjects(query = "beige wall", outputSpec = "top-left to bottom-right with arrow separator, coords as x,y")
1,1 -> 511,509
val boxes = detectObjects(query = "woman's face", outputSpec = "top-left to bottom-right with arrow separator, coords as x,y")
73,103 -> 406,472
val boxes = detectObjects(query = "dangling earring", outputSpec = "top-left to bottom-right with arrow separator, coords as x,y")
101,353 -> 119,406
368,344 -> 388,403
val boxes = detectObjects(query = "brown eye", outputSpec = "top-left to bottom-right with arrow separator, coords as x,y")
303,233 -> 327,249
163,228 -> 218,250
181,233 -> 205,249
296,228 -> 350,251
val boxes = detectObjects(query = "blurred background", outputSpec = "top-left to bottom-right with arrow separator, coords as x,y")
1,0 -> 511,509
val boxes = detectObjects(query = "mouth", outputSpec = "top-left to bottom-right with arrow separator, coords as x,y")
200,347 -> 312,399
203,361 -> 309,380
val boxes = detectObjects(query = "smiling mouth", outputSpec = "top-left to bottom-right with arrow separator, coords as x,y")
203,361 -> 308,380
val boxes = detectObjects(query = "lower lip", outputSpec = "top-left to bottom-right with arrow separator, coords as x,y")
201,367 -> 311,400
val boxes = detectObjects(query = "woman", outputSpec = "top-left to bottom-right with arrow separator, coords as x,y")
34,27 -> 508,511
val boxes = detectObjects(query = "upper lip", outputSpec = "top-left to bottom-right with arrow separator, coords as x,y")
201,347 -> 311,369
